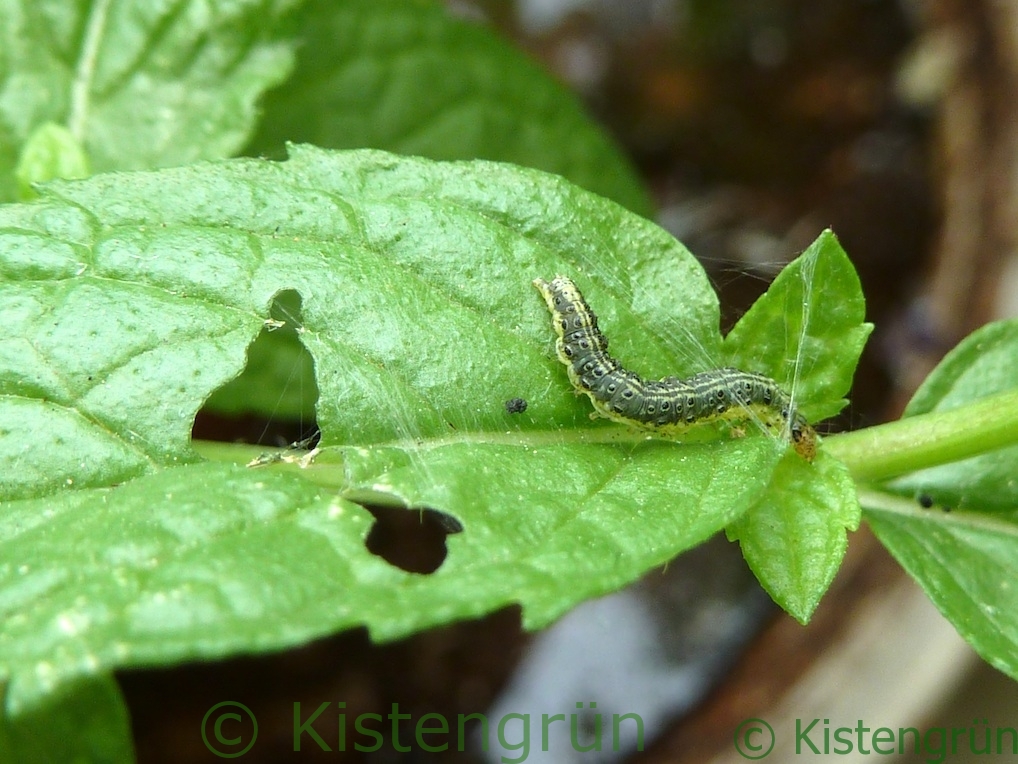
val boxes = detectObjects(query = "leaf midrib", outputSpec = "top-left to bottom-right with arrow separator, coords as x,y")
68,0 -> 113,141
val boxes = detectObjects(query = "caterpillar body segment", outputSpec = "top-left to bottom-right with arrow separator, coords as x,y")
533,275 -> 817,461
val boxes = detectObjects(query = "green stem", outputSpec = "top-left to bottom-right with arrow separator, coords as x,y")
823,388 -> 1018,482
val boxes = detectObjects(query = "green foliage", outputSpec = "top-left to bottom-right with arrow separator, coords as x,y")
862,319 -> 1018,679
15,123 -> 90,199
0,0 -> 299,201
721,230 -> 871,424
233,0 -> 652,421
727,450 -> 859,624
248,0 -> 652,217
1,147 -> 865,741
3,0 -> 1018,759
0,0 -> 654,453
2,676 -> 133,764
720,231 -> 869,621
892,320 -> 1018,512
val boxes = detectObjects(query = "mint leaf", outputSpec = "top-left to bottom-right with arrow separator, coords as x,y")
248,0 -> 651,216
2,146 -> 714,501
0,0 -> 298,199
726,451 -> 859,623
0,147 -> 865,722
864,318 -> 1018,679
866,495 -> 1018,681
891,319 -> 1018,511
722,229 -> 872,424
721,231 -> 869,621
1,446 -> 779,714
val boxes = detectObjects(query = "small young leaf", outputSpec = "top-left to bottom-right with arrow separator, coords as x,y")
3,675 -> 133,764
722,229 -> 872,424
721,231 -> 870,621
726,452 -> 860,623
15,123 -> 90,200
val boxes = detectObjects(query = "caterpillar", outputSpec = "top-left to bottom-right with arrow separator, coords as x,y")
533,276 -> 817,461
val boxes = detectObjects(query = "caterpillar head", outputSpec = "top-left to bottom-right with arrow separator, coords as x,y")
789,418 -> 818,462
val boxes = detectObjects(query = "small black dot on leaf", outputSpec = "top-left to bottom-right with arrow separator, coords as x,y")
505,397 -> 528,414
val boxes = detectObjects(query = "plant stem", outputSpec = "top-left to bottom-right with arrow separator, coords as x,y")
823,388 -> 1018,481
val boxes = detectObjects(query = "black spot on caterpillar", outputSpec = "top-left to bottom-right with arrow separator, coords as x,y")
505,397 -> 528,414
533,275 -> 818,461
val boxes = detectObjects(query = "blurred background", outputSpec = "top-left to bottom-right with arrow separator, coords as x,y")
136,0 -> 1018,760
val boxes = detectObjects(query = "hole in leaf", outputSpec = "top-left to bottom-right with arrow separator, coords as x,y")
364,506 -> 463,574
193,289 -> 319,446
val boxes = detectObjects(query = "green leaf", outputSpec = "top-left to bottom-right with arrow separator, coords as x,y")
720,230 -> 869,620
247,0 -> 652,217
865,494 -> 1018,681
726,451 -> 859,623
0,122 -> 17,203
2,675 -> 134,764
233,0 -> 652,419
15,123 -> 90,200
0,0 -> 298,198
0,684 -> 10,762
1,146 -> 715,499
861,318 -> 1018,680
0,147 -> 863,722
890,319 -> 1018,511
1,446 -> 779,715
722,229 -> 872,423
